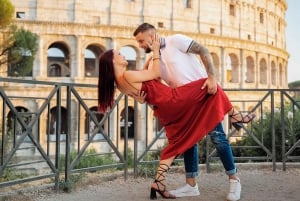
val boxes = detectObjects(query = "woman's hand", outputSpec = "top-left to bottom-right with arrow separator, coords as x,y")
129,90 -> 147,103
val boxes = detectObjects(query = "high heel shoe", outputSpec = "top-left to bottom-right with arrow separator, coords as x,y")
150,164 -> 176,200
229,109 -> 256,131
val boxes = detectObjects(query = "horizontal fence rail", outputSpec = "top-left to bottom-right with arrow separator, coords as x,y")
0,77 -> 299,190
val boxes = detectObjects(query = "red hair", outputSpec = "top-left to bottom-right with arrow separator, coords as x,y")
98,49 -> 115,113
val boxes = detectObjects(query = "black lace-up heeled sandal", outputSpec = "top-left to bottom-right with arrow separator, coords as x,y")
229,109 -> 256,131
150,164 -> 176,200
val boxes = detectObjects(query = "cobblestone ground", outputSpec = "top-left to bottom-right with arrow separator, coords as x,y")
1,164 -> 300,201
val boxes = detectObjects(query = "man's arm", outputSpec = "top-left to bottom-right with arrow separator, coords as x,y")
188,41 -> 217,94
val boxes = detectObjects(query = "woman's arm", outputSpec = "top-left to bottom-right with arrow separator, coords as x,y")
124,58 -> 160,83
124,34 -> 161,83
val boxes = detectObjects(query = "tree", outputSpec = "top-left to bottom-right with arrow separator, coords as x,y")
7,25 -> 38,76
0,0 -> 14,29
1,25 -> 38,76
0,0 -> 38,76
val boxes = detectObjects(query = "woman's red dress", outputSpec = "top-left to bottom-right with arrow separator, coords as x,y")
141,78 -> 232,160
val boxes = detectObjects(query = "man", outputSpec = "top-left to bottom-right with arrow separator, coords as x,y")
133,23 -> 241,201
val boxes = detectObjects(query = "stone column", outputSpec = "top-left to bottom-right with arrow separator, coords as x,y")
240,49 -> 244,88
220,46 -> 225,86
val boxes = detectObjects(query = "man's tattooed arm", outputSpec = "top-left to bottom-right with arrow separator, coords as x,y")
188,41 -> 217,94
188,41 -> 215,77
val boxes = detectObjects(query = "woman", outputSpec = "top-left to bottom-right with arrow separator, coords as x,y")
98,37 -> 255,199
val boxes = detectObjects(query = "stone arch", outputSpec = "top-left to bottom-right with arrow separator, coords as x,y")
47,42 -> 71,77
271,60 -> 276,85
7,106 -> 30,137
211,52 -> 220,81
245,56 -> 255,83
259,58 -> 267,84
120,106 -> 134,139
85,106 -> 104,140
279,63 -> 283,86
47,107 -> 68,141
85,44 -> 104,77
226,53 -> 239,83
120,46 -> 137,70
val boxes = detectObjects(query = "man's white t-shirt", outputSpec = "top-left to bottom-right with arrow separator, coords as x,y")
158,34 -> 208,88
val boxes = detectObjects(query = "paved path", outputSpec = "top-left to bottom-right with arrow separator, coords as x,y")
1,164 -> 300,201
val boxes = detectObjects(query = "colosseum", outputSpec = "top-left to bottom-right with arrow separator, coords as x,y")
0,0 -> 289,156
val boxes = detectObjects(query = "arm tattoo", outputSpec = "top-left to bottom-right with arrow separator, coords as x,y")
188,41 -> 215,76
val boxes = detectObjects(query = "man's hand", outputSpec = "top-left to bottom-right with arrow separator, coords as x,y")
201,76 -> 217,94
129,90 -> 147,103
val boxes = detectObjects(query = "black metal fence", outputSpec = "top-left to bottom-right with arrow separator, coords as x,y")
0,77 -> 299,189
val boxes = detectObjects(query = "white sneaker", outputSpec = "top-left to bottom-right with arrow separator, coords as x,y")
169,183 -> 200,197
226,179 -> 241,201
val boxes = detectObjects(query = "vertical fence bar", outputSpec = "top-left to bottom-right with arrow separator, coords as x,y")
133,100 -> 138,178
271,90 -> 276,171
206,137 -> 211,173
1,100 -> 6,166
55,85 -> 62,191
124,96 -> 128,180
65,85 -> 72,186
281,91 -> 286,171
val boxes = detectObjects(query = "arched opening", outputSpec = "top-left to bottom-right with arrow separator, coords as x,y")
120,106 -> 134,139
245,56 -> 255,83
85,106 -> 105,141
85,45 -> 103,77
211,53 -> 220,81
7,107 -> 31,138
47,107 -> 68,141
226,54 -> 239,83
279,63 -> 283,86
229,53 -> 239,83
271,61 -> 276,85
259,58 -> 267,84
48,63 -> 61,77
120,46 -> 137,70
47,42 -> 70,77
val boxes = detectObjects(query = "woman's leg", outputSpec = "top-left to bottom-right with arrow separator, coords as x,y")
150,156 -> 176,199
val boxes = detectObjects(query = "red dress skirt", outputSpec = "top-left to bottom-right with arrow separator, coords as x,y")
141,78 -> 232,160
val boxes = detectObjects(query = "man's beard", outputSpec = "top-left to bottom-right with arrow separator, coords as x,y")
145,47 -> 151,53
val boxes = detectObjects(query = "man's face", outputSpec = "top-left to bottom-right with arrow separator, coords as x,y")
134,30 -> 154,53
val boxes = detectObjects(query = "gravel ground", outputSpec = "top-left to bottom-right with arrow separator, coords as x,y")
1,164 -> 300,201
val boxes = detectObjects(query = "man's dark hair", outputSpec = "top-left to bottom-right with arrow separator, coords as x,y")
133,23 -> 156,36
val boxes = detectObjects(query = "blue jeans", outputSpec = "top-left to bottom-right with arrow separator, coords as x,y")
184,123 -> 237,178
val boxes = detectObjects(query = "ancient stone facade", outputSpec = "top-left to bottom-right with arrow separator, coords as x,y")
0,0 -> 289,154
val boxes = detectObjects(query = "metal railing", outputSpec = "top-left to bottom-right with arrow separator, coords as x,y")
0,77 -> 299,189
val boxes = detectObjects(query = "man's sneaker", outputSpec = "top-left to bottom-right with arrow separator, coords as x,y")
169,183 -> 200,197
226,179 -> 241,201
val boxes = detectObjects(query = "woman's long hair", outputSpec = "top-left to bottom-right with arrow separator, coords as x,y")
98,49 -> 115,113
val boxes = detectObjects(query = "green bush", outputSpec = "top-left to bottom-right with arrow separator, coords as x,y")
0,168 -> 29,182
59,148 -> 114,170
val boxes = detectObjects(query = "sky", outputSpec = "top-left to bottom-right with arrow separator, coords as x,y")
286,0 -> 300,83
